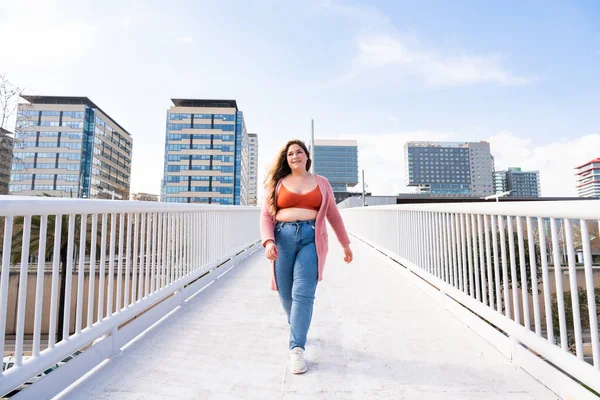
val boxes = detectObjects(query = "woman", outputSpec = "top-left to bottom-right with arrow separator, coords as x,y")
259,139 -> 353,374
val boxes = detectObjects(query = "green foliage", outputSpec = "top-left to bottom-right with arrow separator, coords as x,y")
497,228 -> 543,295
10,213 -> 112,265
471,223 -> 543,301
551,288 -> 600,349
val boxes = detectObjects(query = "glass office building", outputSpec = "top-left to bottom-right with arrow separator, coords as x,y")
246,133 -> 258,206
161,99 -> 249,205
9,96 -> 133,199
405,141 -> 494,196
312,139 -> 358,192
494,167 -> 541,198
0,128 -> 12,195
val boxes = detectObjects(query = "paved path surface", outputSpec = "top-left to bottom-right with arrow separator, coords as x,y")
59,237 -> 558,399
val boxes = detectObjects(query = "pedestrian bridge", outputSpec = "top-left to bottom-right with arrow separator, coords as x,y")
0,198 -> 599,399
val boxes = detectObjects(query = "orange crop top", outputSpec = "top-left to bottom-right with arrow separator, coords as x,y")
276,184 -> 322,211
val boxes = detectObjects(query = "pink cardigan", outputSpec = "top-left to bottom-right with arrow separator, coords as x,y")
259,174 -> 351,291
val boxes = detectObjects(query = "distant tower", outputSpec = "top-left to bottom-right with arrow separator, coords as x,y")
404,141 -> 494,196
10,96 -> 133,199
312,139 -> 358,193
575,158 -> 600,198
494,167 -> 541,197
162,99 -> 246,205
247,133 -> 258,206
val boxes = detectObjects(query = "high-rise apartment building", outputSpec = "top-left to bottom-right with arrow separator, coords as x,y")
10,96 -> 133,199
161,99 -> 249,205
494,167 -> 541,198
575,158 -> 600,198
247,133 -> 258,206
507,168 -> 540,198
405,141 -> 494,196
468,141 -> 494,196
241,131 -> 250,205
312,139 -> 358,193
0,128 -> 13,195
493,170 -> 507,194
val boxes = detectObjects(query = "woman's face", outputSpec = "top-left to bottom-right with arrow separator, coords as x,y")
286,144 -> 308,172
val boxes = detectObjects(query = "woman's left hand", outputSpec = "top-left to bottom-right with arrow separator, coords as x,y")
343,245 -> 353,264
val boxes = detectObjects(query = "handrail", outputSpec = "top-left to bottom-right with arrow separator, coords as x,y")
342,202 -> 600,397
0,197 -> 261,396
0,195 -> 258,216
342,199 -> 600,219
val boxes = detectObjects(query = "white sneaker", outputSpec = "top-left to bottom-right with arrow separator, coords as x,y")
290,347 -> 308,374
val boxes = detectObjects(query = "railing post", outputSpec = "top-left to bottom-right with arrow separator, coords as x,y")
0,198 -> 261,397
340,202 -> 600,395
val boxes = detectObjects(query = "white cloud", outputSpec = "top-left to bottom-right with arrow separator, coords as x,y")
317,2 -> 531,88
176,36 -> 194,44
488,132 -> 600,197
123,18 -> 133,27
346,34 -> 532,88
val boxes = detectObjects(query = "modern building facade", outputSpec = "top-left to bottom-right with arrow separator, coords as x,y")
0,128 -> 13,195
575,158 -> 600,198
507,168 -> 540,198
240,132 -> 249,205
493,170 -> 507,194
312,139 -> 358,193
131,192 -> 159,202
247,133 -> 258,206
468,141 -> 494,196
494,167 -> 541,198
240,133 -> 257,206
161,99 -> 249,205
9,96 -> 133,199
405,141 -> 494,196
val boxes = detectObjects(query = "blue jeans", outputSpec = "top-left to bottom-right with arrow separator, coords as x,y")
274,220 -> 318,350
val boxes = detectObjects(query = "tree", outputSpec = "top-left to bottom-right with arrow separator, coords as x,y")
0,73 -> 30,198
12,213 -> 73,341
551,288 -> 600,351
0,73 -> 24,132
498,227 -> 543,296
472,220 -> 543,302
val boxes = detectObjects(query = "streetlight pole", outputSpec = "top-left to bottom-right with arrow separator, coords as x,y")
362,170 -> 366,207
101,188 -> 123,200
310,119 -> 314,174
483,190 -> 512,202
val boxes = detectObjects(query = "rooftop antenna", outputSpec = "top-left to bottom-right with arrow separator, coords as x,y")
362,170 -> 366,206
310,119 -> 314,173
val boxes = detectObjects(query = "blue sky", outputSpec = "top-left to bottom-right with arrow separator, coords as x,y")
1,0 -> 599,197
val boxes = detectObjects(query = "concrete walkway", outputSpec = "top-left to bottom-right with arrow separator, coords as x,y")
59,237 -> 558,399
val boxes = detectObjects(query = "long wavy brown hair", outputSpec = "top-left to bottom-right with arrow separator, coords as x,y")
264,139 -> 312,216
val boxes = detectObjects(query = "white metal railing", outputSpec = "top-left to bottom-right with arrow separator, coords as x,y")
0,197 -> 260,397
342,201 -> 600,397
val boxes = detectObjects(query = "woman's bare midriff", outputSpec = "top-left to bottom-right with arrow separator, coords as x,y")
275,208 -> 318,222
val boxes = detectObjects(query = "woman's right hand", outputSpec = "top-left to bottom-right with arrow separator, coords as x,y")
265,240 -> 278,261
